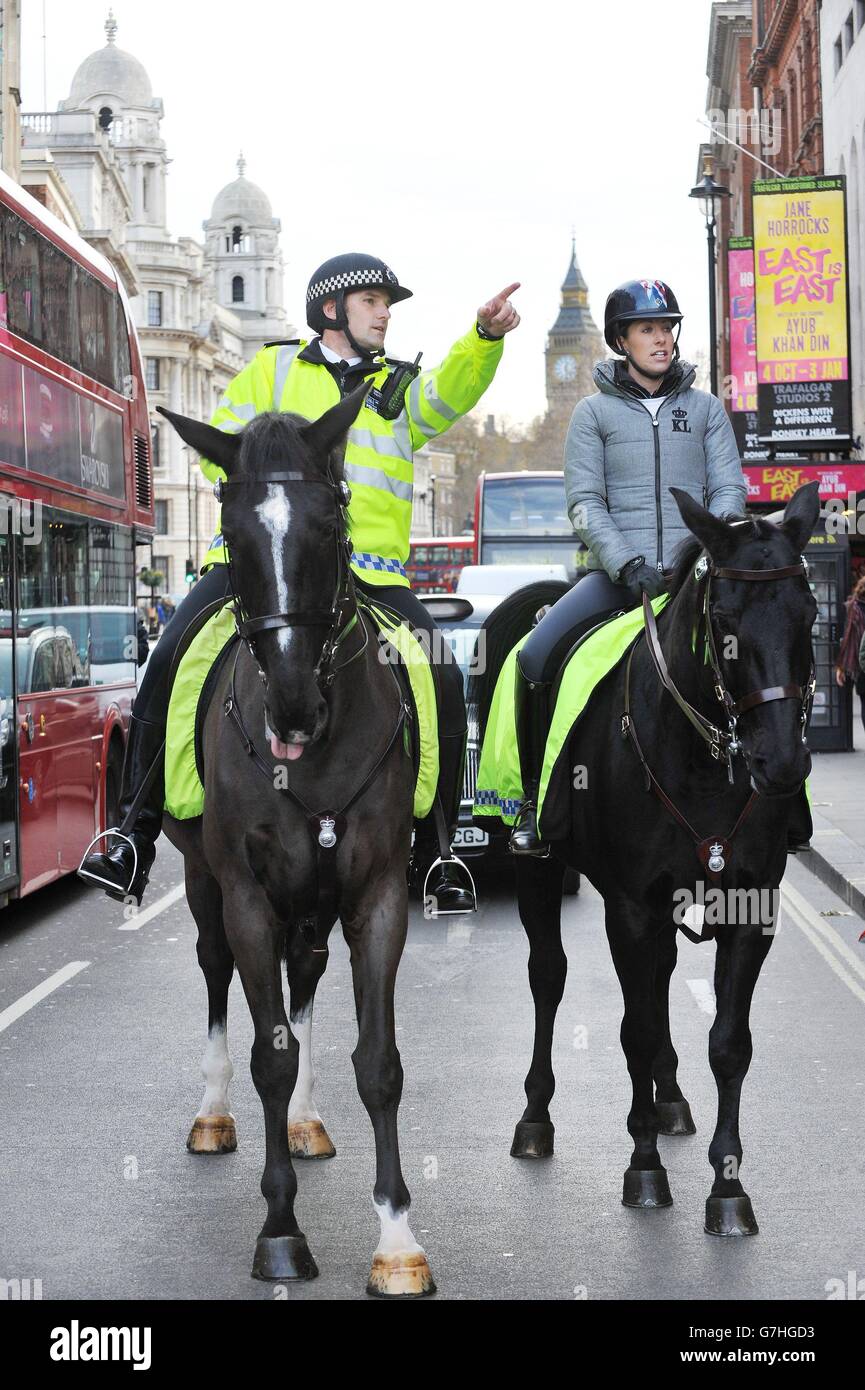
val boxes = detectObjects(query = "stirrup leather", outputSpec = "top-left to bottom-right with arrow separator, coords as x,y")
422,854 -> 477,917
77,828 -> 139,896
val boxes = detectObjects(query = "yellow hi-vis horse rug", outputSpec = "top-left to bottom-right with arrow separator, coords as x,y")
164,601 -> 439,822
473,597 -> 670,839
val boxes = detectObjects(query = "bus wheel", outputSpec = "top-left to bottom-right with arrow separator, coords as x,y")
105,742 -> 124,830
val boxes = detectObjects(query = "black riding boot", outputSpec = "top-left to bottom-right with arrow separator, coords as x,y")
509,664 -> 551,857
78,714 -> 165,905
414,731 -> 477,915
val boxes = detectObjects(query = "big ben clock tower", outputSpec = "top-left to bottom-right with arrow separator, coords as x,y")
545,239 -> 604,418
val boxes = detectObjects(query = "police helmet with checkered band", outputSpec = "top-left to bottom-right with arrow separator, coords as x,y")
604,279 -> 683,353
306,253 -> 412,334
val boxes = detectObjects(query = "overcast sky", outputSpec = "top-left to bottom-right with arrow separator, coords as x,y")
21,0 -> 719,426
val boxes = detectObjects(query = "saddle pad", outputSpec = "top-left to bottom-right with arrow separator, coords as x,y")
164,601 -> 438,822
473,596 -> 670,833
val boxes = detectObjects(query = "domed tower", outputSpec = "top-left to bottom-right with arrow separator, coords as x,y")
59,10 -> 167,241
203,154 -> 287,358
545,239 -> 604,418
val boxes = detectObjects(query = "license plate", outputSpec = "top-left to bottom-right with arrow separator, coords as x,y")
453,826 -> 488,848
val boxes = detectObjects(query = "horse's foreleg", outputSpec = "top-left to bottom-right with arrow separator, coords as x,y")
653,926 -> 696,1136
184,863 -> 237,1154
606,899 -> 672,1208
343,873 -> 435,1299
284,924 -> 336,1159
705,919 -> 773,1237
511,856 -> 566,1159
222,885 -> 317,1282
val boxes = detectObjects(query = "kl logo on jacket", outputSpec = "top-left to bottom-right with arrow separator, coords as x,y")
671,408 -> 691,433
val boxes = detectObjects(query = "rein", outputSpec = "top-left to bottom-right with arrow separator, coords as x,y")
214,463 -> 411,953
621,553 -> 815,939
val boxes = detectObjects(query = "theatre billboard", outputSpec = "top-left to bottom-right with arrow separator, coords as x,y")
752,176 -> 852,449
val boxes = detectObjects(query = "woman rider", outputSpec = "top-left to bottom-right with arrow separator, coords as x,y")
509,278 -> 749,856
80,253 -> 521,913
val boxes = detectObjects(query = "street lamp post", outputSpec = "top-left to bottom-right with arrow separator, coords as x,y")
689,152 -> 731,398
429,473 -> 436,536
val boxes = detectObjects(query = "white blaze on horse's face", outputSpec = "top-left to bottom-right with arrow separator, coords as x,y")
254,485 -> 293,655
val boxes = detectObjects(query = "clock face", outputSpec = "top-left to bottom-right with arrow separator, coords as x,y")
554,354 -> 577,383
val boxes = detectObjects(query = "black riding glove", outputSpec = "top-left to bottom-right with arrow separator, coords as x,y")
619,556 -> 667,601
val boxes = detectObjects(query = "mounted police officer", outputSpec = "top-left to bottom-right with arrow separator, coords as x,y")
509,278 -> 749,856
81,252 -> 521,913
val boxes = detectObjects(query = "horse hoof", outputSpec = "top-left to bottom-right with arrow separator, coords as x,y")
622,1167 -> 673,1208
510,1120 -> 555,1159
705,1195 -> 759,1237
289,1119 -> 336,1159
656,1099 -> 697,1136
251,1234 -> 319,1281
186,1114 -> 237,1154
366,1252 -> 436,1298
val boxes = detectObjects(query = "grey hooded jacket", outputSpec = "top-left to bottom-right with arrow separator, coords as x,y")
564,359 -> 747,580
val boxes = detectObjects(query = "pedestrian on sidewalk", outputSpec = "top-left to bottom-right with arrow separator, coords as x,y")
835,571 -> 865,735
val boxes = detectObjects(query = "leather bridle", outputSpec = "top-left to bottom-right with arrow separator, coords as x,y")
621,552 -> 816,915
214,466 -> 368,687
637,553 -> 816,781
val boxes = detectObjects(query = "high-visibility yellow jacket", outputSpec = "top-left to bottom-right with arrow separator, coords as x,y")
201,328 -> 504,586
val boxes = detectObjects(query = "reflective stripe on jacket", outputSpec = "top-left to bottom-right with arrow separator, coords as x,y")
200,329 -> 504,585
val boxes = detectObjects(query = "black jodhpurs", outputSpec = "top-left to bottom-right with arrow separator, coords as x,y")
135,565 -> 466,760
518,569 -> 636,685
354,577 -> 466,738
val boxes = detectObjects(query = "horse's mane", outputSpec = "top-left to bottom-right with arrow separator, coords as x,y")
665,513 -> 770,601
238,411 -> 314,473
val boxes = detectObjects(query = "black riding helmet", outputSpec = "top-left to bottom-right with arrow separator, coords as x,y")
306,253 -> 412,357
603,279 -> 683,355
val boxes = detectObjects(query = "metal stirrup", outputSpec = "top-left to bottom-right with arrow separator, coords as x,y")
77,829 -> 139,896
422,854 -> 477,917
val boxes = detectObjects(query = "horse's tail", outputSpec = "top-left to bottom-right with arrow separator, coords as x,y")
468,580 -> 571,742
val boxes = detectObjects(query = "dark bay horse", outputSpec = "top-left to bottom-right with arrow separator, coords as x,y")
476,483 -> 820,1236
157,389 -> 435,1297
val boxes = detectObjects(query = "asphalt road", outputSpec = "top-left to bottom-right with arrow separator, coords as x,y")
1,840 -> 863,1302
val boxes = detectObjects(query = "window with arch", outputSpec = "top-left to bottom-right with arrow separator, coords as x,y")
232,275 -> 244,303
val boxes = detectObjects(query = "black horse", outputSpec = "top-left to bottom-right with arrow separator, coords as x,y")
476,483 -> 819,1235
158,389 -> 435,1297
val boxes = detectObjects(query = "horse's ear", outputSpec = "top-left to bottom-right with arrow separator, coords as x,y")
780,480 -> 820,553
300,380 -> 371,462
156,406 -> 241,476
669,486 -> 736,557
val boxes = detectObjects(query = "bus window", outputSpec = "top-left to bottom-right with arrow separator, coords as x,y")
40,238 -> 80,368
78,270 -> 116,388
482,479 -> 572,535
113,295 -> 132,394
2,210 -> 42,343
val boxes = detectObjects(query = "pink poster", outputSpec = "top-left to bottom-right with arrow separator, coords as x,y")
728,242 -> 757,413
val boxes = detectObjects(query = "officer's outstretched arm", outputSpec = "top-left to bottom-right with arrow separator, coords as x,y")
405,324 -> 504,451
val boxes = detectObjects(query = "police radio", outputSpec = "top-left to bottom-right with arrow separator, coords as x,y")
377,352 -> 423,420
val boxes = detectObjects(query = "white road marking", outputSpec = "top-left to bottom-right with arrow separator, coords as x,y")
118,881 -> 186,931
686,978 -> 716,1016
779,883 -> 865,1008
0,961 -> 90,1035
780,880 -> 865,983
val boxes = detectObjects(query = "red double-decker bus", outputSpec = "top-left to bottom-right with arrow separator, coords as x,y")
0,170 -> 153,905
406,535 -> 476,592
